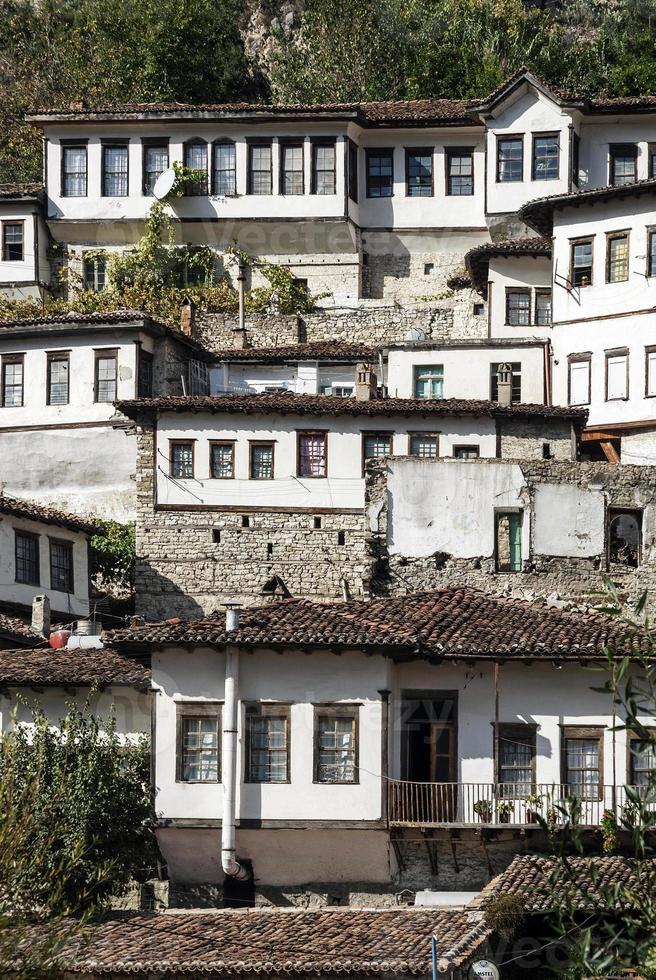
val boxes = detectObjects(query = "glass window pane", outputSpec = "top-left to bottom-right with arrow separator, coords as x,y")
48,356 -> 69,405
184,142 -> 208,194
211,443 -> 234,478
103,146 -> 128,196
298,433 -> 326,477
213,144 -> 236,195
363,434 -> 392,459
3,223 -> 24,261
414,365 -> 444,399
3,359 -> 23,406
144,145 -> 168,195
63,146 -> 87,196
533,136 -> 559,180
407,152 -> 432,197
367,152 -> 393,197
50,540 -> 73,592
251,444 -> 274,479
181,715 -> 219,781
448,152 -> 473,195
498,139 -> 523,182
171,443 -> 194,479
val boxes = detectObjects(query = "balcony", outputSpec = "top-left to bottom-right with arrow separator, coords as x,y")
388,780 -> 643,828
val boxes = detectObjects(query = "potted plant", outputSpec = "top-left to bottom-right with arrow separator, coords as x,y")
600,808 -> 619,855
497,800 -> 513,824
524,793 -> 544,824
621,799 -> 640,829
473,799 -> 492,823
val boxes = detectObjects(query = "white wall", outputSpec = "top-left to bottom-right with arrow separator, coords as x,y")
0,685 -> 151,739
487,255 -> 552,340
211,361 -> 359,397
0,204 -> 47,290
0,511 -> 91,616
579,116 -> 656,189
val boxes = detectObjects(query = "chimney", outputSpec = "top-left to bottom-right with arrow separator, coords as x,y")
224,600 -> 241,632
232,327 -> 249,350
496,362 -> 513,406
355,362 -> 378,402
32,595 -> 51,638
180,297 -> 196,336
237,259 -> 246,333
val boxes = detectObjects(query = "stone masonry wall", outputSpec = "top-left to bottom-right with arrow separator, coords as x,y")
365,457 -> 656,610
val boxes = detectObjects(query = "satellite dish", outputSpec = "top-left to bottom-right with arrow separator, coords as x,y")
404,327 -> 426,342
153,168 -> 176,200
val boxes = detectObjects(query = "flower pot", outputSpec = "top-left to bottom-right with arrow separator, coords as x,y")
526,810 -> 538,825
498,811 -> 511,824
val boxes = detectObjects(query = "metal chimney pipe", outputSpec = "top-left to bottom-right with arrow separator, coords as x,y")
237,261 -> 246,333
221,601 -> 249,881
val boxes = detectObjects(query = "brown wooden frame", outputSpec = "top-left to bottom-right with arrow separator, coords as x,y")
175,702 -> 222,783
46,351 -> 70,406
604,347 -> 629,402
310,139 -> 337,196
100,140 -> 129,198
141,137 -> 169,197
365,148 -> 394,198
531,131 -> 560,182
496,134 -> 524,183
279,139 -> 305,196
182,138 -> 209,196
1,353 -> 24,407
296,430 -> 328,478
209,440 -> 235,479
570,236 -> 594,287
605,230 -> 630,284
14,528 -> 40,586
249,440 -> 275,480
645,345 -> 656,397
48,536 -> 74,594
452,444 -> 480,459
534,289 -> 552,326
626,727 -> 656,786
404,147 -> 434,198
408,431 -> 440,458
505,287 -> 531,326
495,722 -> 537,791
93,348 -> 118,403
212,140 -> 237,197
313,704 -> 360,785
169,439 -> 195,479
247,141 -> 273,195
244,702 -> 291,784
647,227 -> 656,278
445,147 -> 475,196
567,353 -> 592,406
561,725 -> 605,801
361,430 -> 393,476
1,219 -> 25,262
608,142 -> 638,187
60,140 -> 88,198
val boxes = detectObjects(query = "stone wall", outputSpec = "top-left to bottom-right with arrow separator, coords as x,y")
365,457 -> 656,609
500,418 -> 574,462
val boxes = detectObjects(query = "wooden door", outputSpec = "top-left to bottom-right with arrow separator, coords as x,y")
429,722 -> 456,821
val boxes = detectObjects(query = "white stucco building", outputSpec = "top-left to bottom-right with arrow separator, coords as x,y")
0,183 -> 50,301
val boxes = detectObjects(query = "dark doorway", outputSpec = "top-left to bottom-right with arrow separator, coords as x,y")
401,693 -> 457,781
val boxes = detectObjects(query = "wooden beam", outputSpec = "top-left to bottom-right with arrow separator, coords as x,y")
600,440 -> 621,464
581,430 -> 620,442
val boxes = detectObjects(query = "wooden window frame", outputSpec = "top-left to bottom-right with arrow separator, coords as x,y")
495,722 -> 537,793
505,288 -> 531,326
534,289 -> 552,326
604,347 -> 629,402
280,140 -> 305,196
311,140 -> 337,195
408,432 -> 440,458
413,363 -> 444,400
247,140 -> 273,196
445,147 -> 474,196
249,440 -> 275,480
175,702 -> 222,783
494,509 -> 523,574
405,147 -> 434,198
1,353 -> 24,407
531,132 -> 560,181
570,236 -> 594,287
313,704 -> 360,785
83,254 -> 107,293
137,347 -> 154,399
646,345 -> 656,398
361,430 -> 393,476
627,727 -> 656,787
606,230 -> 630,284
244,702 -> 291,784
141,138 -> 170,197
348,139 -> 358,203
567,353 -> 592,406
296,430 -> 328,479
365,148 -> 394,198
93,348 -> 118,403
212,140 -> 237,196
46,351 -> 70,406
2,220 -> 25,262
182,139 -> 209,196
169,440 -> 195,480
14,529 -> 40,586
209,440 -> 235,480
60,141 -> 88,198
49,536 -> 74,594
647,228 -> 656,278
561,725 -> 604,801
496,135 -> 524,183
101,141 -> 129,198
609,143 -> 638,186
453,445 -> 480,459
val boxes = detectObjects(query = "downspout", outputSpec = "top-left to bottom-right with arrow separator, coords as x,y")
222,601 -> 249,880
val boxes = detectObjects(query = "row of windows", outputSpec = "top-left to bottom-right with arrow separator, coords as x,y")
495,133 -> 561,183
15,530 -> 74,593
177,703 -> 358,784
169,433 -> 483,481
569,229 -> 656,287
505,289 -> 552,327
568,346 -> 656,405
0,349 -> 154,408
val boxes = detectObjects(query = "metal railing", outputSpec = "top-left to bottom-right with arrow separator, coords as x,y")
388,780 -> 644,827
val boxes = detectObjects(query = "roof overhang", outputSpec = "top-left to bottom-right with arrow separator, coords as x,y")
519,179 -> 656,237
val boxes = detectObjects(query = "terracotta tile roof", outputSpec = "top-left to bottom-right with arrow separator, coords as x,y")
0,645 -> 151,689
0,494 -> 105,536
465,238 -> 552,293
0,604 -> 45,648
116,392 -> 586,422
473,68 -> 583,111
519,178 -> 656,237
12,907 -> 490,975
215,341 -> 377,363
103,588 -> 637,661
0,182 -> 44,200
477,854 -> 656,913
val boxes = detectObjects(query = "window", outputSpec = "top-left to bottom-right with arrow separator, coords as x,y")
47,352 -> 69,406
314,707 -> 358,783
177,705 -> 220,782
348,139 -> 358,202
137,349 -> 153,398
535,290 -> 552,326
609,143 -> 637,186
248,143 -> 272,195
649,230 -> 656,278
143,142 -> 169,196
473,302 -> 485,316
646,347 -> 656,397
83,256 -> 107,292
563,728 -> 603,800
281,142 -> 304,195
506,290 -> 530,326
366,149 -> 394,198
62,144 -> 87,197
495,512 -> 522,573
362,432 -> 392,472
102,144 -> 128,197
170,441 -> 194,479
311,142 -> 336,195
2,223 -> 23,261
414,364 -> 444,399
568,357 -> 591,406
210,441 -> 235,479
297,432 -> 327,478
246,705 -> 290,783
15,531 -> 39,585
571,131 -> 580,187
607,233 -> 629,283
183,141 -> 208,195
446,148 -> 474,195
212,142 -> 236,196
250,442 -> 274,479
605,350 -> 628,400
571,239 -> 593,287
409,434 -> 439,458
406,149 -> 433,197
49,538 -> 73,593
490,362 -> 521,403
650,144 -> 656,179
532,134 -> 559,181
453,445 -> 480,459
497,137 -> 523,182
608,509 -> 641,567
94,350 -> 117,402
497,724 -> 536,795
629,733 -> 655,786
2,355 -> 23,407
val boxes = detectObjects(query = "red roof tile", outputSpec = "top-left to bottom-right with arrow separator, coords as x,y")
214,341 -> 376,363
0,605 -> 45,648
0,182 -> 44,199
0,645 -> 151,689
519,179 -> 656,237
0,494 -> 105,536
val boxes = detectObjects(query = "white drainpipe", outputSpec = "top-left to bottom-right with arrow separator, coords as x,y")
221,602 -> 249,880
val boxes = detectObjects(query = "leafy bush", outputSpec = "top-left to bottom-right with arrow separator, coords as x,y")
90,520 -> 136,601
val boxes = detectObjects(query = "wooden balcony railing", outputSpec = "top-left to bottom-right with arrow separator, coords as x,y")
388,780 -> 645,827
